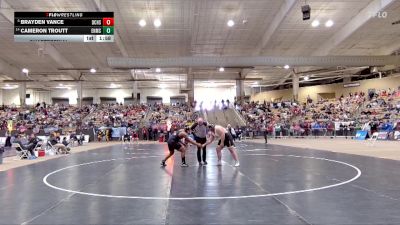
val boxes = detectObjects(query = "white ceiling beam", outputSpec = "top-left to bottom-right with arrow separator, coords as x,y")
240,68 -> 252,78
256,76 -> 343,87
273,71 -> 293,88
312,0 -> 396,56
36,43 -> 80,79
0,0 -> 13,21
0,0 -> 80,80
0,57 -> 26,80
252,0 -> 297,56
92,0 -> 129,57
379,42 -> 400,55
272,66 -> 368,87
0,0 -> 26,80
108,55 -> 400,68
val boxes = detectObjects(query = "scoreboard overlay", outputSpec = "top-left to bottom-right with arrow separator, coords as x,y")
14,12 -> 114,42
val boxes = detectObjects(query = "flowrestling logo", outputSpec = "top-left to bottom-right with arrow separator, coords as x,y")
369,10 -> 388,19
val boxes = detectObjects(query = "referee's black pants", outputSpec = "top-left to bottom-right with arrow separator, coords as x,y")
195,136 -> 207,163
264,131 -> 268,143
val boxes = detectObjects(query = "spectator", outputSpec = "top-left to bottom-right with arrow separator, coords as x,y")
13,134 -> 36,159
62,137 -> 69,146
49,134 -> 70,154
227,124 -> 237,141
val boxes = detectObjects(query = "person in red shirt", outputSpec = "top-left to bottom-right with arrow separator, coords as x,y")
132,130 -> 139,144
142,127 -> 147,140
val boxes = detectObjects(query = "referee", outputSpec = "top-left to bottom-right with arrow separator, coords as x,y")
191,118 -> 208,165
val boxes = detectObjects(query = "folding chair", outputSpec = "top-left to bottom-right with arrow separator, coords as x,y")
12,143 -> 30,159
69,138 -> 78,147
65,140 -> 75,149
0,137 -> 6,146
34,141 -> 43,150
44,141 -> 58,155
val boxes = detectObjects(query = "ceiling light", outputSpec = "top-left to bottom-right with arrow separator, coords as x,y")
3,84 -> 18,90
90,68 -> 96,73
325,20 -> 334,27
304,76 -> 310,81
139,19 -> 147,27
284,65 -> 290,69
59,83 -> 63,86
22,68 -> 29,74
227,20 -> 235,27
155,68 -> 161,73
219,67 -> 225,72
153,19 -> 162,28
159,83 -> 167,89
311,20 -> 320,27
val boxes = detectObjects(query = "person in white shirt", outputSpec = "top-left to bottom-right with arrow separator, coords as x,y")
227,124 -> 236,141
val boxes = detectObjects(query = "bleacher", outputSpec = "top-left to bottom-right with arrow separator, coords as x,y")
240,90 -> 400,140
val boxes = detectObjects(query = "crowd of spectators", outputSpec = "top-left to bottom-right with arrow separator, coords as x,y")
0,103 -> 91,134
84,103 -> 147,141
0,102 -> 148,159
84,103 -> 146,129
238,88 -> 400,139
142,102 -> 197,141
358,88 -> 400,138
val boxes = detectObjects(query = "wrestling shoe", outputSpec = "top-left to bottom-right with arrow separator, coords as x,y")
203,161 -> 208,165
181,163 -> 189,167
198,161 -> 203,166
161,160 -> 166,167
217,160 -> 222,166
234,161 -> 240,167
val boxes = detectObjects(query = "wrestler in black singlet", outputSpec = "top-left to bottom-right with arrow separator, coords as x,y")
167,132 -> 186,153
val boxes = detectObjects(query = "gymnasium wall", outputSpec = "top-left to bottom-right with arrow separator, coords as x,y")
194,86 -> 236,106
1,88 -> 188,106
194,86 -> 251,107
26,90 -> 52,105
2,89 -> 19,106
251,75 -> 400,103
140,88 -> 186,104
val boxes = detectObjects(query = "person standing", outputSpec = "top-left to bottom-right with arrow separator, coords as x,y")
142,127 -> 148,140
203,124 -> 240,167
161,127 -> 201,167
263,121 -> 268,143
227,124 -> 236,141
191,118 -> 208,165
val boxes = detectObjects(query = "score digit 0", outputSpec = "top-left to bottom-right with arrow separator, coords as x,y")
103,26 -> 114,34
103,18 -> 114,26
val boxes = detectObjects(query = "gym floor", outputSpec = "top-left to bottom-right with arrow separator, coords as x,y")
1,142 -> 400,225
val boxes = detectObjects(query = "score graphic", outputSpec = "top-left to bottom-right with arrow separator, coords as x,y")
102,17 -> 114,35
14,12 -> 115,43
